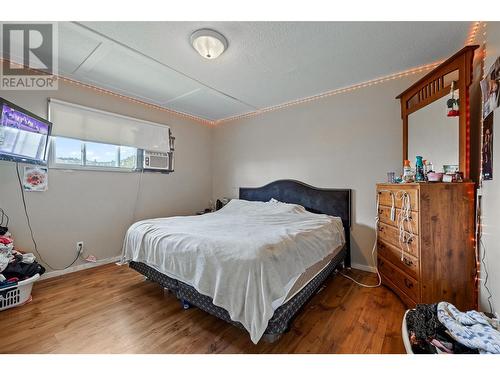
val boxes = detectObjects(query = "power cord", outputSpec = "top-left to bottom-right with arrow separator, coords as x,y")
480,238 -> 494,314
475,192 -> 494,314
131,167 -> 145,223
15,162 -> 80,271
395,191 -> 415,260
338,225 -> 382,288
338,191 -> 385,288
0,208 -> 9,229
339,189 -> 415,289
117,167 -> 145,266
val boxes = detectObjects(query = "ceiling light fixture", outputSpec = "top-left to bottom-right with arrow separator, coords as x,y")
190,29 -> 228,60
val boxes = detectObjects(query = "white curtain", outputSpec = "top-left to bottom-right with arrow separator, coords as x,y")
48,99 -> 171,152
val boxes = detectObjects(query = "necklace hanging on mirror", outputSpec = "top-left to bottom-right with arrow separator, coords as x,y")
447,81 -> 460,117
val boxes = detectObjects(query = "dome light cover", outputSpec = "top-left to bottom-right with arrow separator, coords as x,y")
190,29 -> 228,60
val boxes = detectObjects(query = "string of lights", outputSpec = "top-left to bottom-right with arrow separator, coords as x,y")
479,22 -> 488,189
214,61 -> 442,125
0,58 -> 214,127
466,21 -> 481,46
475,22 -> 495,314
57,75 -> 214,127
0,21 -> 482,128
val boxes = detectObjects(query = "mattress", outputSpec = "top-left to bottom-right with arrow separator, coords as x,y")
277,243 -> 343,308
122,198 -> 345,343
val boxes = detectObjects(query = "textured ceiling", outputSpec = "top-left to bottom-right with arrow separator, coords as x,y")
4,21 -> 473,121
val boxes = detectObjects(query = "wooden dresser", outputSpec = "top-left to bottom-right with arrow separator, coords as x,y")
376,182 -> 476,311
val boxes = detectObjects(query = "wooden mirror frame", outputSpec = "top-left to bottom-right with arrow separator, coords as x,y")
397,45 -> 479,179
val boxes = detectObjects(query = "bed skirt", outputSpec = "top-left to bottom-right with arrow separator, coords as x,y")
129,245 -> 346,339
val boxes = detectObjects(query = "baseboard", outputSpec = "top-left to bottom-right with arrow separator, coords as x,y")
39,255 -> 122,280
350,262 -> 377,274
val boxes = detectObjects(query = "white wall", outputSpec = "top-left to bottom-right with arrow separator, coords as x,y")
212,75 -> 424,270
0,80 -> 212,271
480,21 -> 500,316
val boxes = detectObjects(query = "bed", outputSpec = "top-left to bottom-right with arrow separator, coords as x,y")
122,180 -> 351,343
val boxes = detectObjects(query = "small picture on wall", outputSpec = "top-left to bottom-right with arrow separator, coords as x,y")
23,166 -> 48,191
482,112 -> 494,181
481,56 -> 500,119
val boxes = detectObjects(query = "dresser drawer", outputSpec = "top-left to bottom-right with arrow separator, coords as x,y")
377,240 -> 419,279
377,186 -> 419,212
377,222 -> 419,258
380,272 -> 417,308
378,255 -> 419,302
378,205 -> 419,235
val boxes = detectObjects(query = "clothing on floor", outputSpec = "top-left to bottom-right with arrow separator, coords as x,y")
0,233 -> 45,283
437,302 -> 500,354
22,253 -> 36,264
406,303 -> 479,354
1,258 -> 45,280
0,243 -> 14,273
0,236 -> 13,245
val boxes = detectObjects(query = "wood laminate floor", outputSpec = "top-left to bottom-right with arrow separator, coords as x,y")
0,264 -> 406,353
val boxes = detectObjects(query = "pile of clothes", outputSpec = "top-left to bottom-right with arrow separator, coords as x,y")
0,231 -> 45,289
406,302 -> 500,354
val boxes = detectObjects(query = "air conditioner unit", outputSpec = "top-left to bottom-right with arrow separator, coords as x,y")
143,150 -> 173,171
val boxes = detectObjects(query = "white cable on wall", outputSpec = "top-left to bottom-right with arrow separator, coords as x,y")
395,191 -> 415,261
340,188 -> 414,289
131,167 -> 145,224
338,191 -> 388,288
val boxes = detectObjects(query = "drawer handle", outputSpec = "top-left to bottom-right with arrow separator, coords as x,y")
404,278 -> 414,289
402,257 -> 413,267
405,237 -> 413,244
378,226 -> 384,232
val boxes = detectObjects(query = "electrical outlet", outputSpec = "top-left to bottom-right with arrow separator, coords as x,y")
76,241 -> 84,255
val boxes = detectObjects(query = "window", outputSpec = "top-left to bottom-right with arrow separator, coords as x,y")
48,99 -> 174,173
85,141 -> 118,167
54,137 -> 82,165
119,146 -> 137,169
50,136 -> 139,171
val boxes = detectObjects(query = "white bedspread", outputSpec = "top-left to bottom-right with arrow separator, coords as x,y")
121,199 -> 345,343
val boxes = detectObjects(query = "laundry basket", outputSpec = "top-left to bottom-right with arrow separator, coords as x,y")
402,309 -> 415,354
0,274 -> 40,311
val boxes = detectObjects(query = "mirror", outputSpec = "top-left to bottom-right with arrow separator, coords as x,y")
398,46 -> 478,180
407,90 -> 459,172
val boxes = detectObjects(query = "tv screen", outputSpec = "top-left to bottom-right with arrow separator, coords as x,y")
0,98 -> 52,165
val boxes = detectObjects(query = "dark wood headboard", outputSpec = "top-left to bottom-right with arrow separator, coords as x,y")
239,179 -> 351,266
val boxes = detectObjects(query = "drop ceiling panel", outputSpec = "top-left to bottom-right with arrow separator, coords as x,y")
71,43 -> 203,105
57,22 -> 103,75
80,22 -> 471,109
164,88 -> 255,120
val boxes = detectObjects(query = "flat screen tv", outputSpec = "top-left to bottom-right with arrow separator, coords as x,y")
0,98 -> 52,165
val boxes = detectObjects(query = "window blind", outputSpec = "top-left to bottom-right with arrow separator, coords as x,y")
48,99 -> 171,152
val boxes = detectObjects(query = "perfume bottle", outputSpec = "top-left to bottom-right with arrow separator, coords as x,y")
403,160 -> 414,183
415,156 -> 425,181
